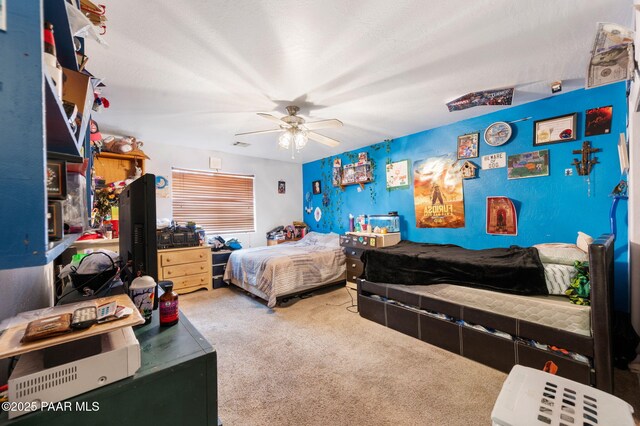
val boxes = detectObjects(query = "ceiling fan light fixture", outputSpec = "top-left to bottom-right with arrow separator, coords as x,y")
278,131 -> 292,149
294,129 -> 308,150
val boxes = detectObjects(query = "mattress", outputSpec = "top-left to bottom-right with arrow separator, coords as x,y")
391,283 -> 591,337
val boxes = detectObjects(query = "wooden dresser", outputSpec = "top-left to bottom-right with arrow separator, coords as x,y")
157,246 -> 212,294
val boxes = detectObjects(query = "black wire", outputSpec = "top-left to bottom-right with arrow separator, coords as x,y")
55,267 -> 120,305
345,286 -> 358,314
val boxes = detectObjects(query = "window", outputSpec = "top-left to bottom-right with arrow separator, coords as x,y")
172,168 -> 255,234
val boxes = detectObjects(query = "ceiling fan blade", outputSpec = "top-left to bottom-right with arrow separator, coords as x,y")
257,113 -> 290,128
307,131 -> 340,147
302,119 -> 343,131
235,128 -> 283,136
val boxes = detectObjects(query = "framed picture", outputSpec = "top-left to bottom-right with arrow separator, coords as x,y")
342,165 -> 356,184
507,150 -> 549,179
486,197 -> 517,236
457,133 -> 479,159
533,113 -> 577,145
585,105 -> 612,136
312,180 -> 322,195
46,159 -> 67,199
386,160 -> 410,190
278,180 -> 286,194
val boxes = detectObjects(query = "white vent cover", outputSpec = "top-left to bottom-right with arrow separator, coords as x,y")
15,366 -> 78,399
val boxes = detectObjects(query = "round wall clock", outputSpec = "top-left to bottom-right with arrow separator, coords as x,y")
484,121 -> 512,146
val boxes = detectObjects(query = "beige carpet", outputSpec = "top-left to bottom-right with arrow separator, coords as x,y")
180,285 -> 640,426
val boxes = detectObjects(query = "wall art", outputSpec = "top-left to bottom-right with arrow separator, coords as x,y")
507,150 -> 549,179
278,180 -> 286,194
457,133 -> 479,159
486,196 -> 517,236
481,152 -> 506,170
413,156 -> 464,228
585,105 -> 612,136
332,158 -> 342,187
155,175 -> 170,198
386,159 -> 410,190
533,113 -> 577,145
446,88 -> 514,112
312,180 -> 322,195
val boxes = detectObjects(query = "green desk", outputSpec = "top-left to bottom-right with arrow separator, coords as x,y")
0,312 -> 219,425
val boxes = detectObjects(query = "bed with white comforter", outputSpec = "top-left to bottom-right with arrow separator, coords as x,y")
223,232 -> 346,307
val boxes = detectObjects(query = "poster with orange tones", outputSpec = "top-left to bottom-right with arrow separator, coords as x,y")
413,156 -> 464,228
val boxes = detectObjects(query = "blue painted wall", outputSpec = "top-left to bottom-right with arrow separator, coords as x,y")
302,83 -> 630,310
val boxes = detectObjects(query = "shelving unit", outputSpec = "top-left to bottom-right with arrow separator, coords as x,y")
0,0 -> 93,270
339,181 -> 371,190
93,152 -> 146,184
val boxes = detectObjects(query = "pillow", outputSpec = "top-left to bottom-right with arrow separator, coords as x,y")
565,261 -> 590,305
576,231 -> 594,253
534,243 -> 588,265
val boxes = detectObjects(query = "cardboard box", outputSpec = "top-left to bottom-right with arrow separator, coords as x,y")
62,68 -> 93,140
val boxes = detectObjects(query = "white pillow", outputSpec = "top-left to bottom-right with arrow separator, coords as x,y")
576,232 -> 594,253
534,243 -> 588,265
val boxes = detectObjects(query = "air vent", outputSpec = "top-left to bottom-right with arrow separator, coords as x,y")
233,141 -> 250,147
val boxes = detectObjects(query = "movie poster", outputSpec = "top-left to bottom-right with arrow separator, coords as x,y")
486,196 -> 517,235
413,156 -> 464,228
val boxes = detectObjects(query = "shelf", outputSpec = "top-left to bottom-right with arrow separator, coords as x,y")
339,180 -> 371,190
45,72 -> 82,156
45,233 -> 81,263
44,0 -> 79,71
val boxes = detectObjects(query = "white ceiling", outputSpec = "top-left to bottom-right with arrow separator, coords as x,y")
88,0 -> 633,164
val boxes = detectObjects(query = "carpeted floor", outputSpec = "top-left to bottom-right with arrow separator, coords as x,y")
180,285 -> 640,426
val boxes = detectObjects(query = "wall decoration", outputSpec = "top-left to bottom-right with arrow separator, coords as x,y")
312,180 -> 322,195
460,161 -> 478,179
618,133 -> 629,174
155,175 -> 170,198
585,105 -> 612,136
357,152 -> 368,164
342,164 -> 355,184
322,191 -> 330,206
457,133 -> 479,159
572,141 -> 601,176
386,160 -> 410,190
481,152 -> 506,170
332,158 -> 342,187
483,121 -> 512,146
533,113 -> 577,145
354,162 -> 372,183
304,192 -> 313,214
0,0 -> 6,32
587,23 -> 633,89
486,197 -> 517,236
413,156 -> 464,228
507,150 -> 549,179
278,180 -> 286,194
314,207 -> 322,222
446,88 -> 514,112
46,159 -> 67,200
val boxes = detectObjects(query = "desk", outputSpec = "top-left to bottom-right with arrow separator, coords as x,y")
0,313 -> 219,425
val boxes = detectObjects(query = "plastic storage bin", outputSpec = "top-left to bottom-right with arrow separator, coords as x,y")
491,365 -> 634,426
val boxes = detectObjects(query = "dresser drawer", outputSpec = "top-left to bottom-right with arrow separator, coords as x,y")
162,261 -> 209,279
160,248 -> 210,267
213,264 -> 226,276
346,261 -> 364,282
343,247 -> 365,259
171,273 -> 211,291
212,251 -> 231,265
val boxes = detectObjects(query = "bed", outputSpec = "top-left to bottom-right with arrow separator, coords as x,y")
357,234 -> 614,392
223,232 -> 346,307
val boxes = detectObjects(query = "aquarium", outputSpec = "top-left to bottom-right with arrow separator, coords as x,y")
368,214 -> 400,233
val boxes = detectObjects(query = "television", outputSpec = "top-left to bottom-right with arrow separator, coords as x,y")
119,173 -> 158,309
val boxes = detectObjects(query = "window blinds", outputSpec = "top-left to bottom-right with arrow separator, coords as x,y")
171,168 -> 255,234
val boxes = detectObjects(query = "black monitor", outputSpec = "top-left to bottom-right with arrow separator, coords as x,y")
119,174 -> 158,309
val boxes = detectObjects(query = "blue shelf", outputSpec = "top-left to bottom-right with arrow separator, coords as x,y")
45,72 -> 82,156
44,0 -> 79,72
45,233 -> 81,264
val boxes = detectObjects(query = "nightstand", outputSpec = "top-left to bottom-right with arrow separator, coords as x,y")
212,250 -> 232,288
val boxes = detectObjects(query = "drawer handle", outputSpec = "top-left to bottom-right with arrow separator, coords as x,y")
351,263 -> 356,268
167,271 -> 172,275
200,265 -> 205,270
199,254 -> 204,258
351,251 -> 356,255
352,276 -> 357,280
166,258 -> 170,262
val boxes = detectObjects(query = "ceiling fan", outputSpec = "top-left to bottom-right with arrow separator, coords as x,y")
235,106 -> 342,157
